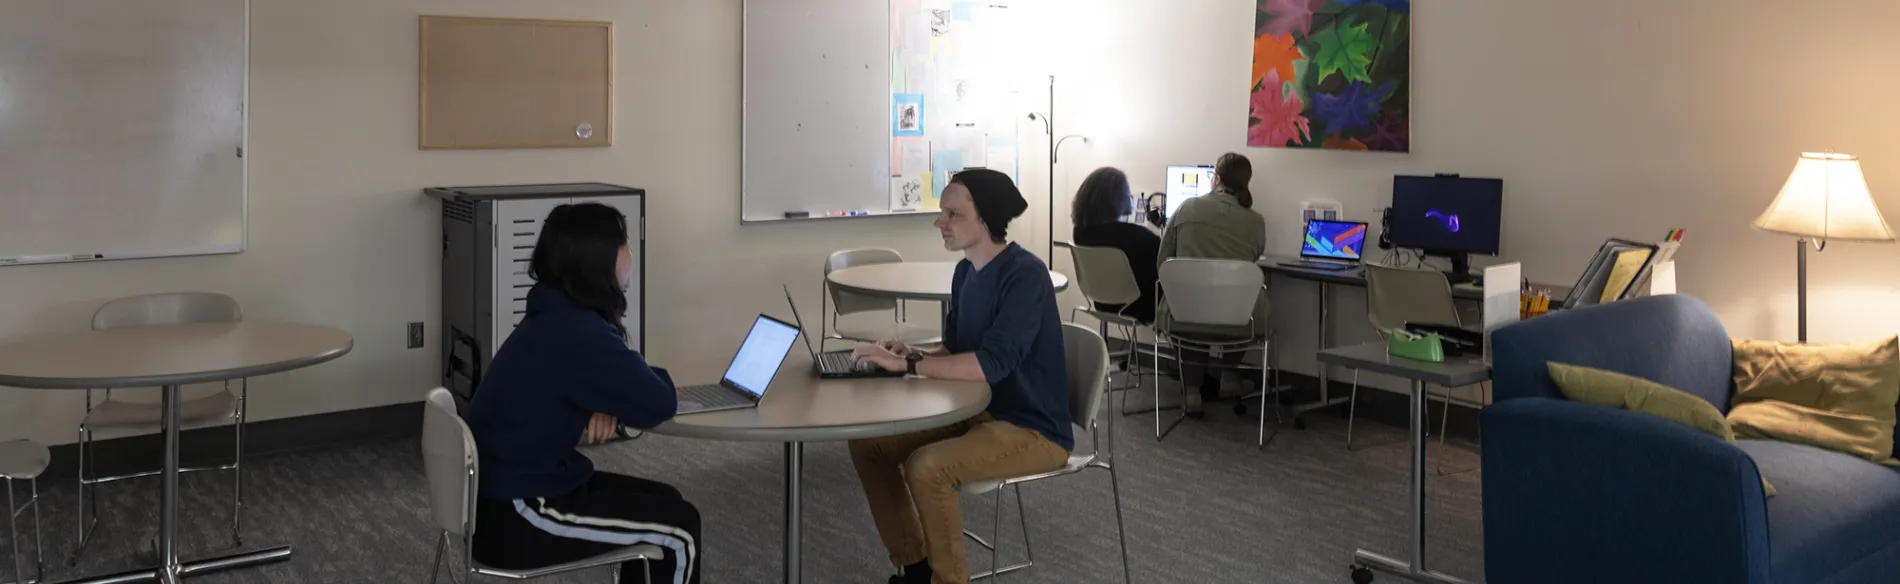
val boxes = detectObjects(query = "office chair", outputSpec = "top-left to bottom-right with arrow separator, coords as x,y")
0,440 -> 47,584
1155,259 -> 1286,446
1057,241 -> 1152,424
1353,264 -> 1489,475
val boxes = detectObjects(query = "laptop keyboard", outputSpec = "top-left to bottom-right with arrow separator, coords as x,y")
678,384 -> 753,409
819,351 -> 878,374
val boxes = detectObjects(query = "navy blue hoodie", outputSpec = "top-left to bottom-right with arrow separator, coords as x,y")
467,283 -> 677,500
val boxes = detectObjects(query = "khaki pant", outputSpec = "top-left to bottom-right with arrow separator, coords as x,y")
848,413 -> 1069,584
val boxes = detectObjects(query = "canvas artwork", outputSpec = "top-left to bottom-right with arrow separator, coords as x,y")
1248,0 -> 1411,152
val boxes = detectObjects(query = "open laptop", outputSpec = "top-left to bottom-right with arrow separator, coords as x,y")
783,285 -> 906,379
676,314 -> 801,414
1279,219 -> 1369,271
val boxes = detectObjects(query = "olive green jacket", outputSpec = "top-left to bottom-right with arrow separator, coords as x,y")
1155,188 -> 1270,338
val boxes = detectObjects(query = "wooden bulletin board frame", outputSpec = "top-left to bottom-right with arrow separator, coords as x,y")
418,15 -> 614,150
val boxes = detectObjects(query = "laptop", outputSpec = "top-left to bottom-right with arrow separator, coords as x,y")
1279,219 -> 1369,271
675,314 -> 801,414
783,285 -> 907,379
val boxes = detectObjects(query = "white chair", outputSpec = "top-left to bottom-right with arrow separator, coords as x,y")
0,440 -> 47,584
1155,259 -> 1285,446
1349,264 -> 1489,474
960,323 -> 1129,584
822,249 -> 940,350
73,292 -> 248,565
421,388 -> 662,583
1056,241 -> 1150,420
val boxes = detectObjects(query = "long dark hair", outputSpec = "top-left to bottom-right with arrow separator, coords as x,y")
1070,167 -> 1132,228
529,203 -> 630,338
1215,152 -> 1254,209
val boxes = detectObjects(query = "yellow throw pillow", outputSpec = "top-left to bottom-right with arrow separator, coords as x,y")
1728,336 -> 1900,466
1548,362 -> 1775,496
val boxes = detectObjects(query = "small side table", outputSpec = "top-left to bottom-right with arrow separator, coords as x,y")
1317,342 -> 1487,584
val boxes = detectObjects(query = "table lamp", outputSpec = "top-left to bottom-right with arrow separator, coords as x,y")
1752,152 -> 1894,342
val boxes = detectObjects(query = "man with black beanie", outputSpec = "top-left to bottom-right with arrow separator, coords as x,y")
848,169 -> 1073,583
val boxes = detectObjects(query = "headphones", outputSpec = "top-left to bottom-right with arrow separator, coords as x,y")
1144,193 -> 1168,228
1378,207 -> 1394,250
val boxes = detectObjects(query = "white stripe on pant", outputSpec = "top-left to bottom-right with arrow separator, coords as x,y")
513,498 -> 697,584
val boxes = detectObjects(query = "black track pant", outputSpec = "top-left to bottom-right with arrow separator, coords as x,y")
473,472 -> 702,584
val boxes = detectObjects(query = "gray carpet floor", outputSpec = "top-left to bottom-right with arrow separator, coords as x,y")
2,380 -> 1486,583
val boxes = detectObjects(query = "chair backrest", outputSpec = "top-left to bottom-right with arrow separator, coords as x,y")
1061,322 -> 1110,434
1491,294 -> 1736,410
422,388 -> 479,535
1363,263 -> 1460,336
93,292 -> 242,330
1061,242 -> 1142,307
1159,258 -> 1263,327
825,248 -> 904,315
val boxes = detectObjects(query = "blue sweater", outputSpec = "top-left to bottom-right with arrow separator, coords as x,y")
947,243 -> 1074,451
467,284 -> 678,500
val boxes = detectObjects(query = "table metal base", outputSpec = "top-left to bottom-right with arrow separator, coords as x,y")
1346,380 -> 1469,584
60,547 -> 291,584
784,442 -> 803,584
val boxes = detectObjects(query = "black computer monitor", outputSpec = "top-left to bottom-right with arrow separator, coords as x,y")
1388,175 -> 1503,282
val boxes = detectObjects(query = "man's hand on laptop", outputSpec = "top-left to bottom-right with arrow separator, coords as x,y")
875,340 -> 912,357
853,344 -> 907,372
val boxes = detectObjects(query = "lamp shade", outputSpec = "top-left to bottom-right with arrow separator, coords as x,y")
1753,152 -> 1895,242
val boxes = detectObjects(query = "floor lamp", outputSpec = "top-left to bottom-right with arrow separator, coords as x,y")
1752,152 -> 1895,343
1028,75 -> 1089,263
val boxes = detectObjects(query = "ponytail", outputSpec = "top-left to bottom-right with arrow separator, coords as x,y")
1215,152 -> 1254,209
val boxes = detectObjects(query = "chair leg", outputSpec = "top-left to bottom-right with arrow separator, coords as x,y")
30,478 -> 41,584
428,531 -> 448,584
1345,370 -> 1361,450
990,487 -> 1003,579
72,426 -> 98,567
8,479 -> 20,584
610,561 -> 621,583
1108,466 -> 1131,584
232,379 -> 247,547
1014,484 -> 1032,565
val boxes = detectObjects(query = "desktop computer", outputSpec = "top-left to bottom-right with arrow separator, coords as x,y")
1387,174 -> 1503,283
1164,165 -> 1215,218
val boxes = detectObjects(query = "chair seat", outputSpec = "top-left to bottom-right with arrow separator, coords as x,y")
473,544 -> 665,579
84,391 -> 239,436
960,452 -> 1098,495
831,318 -> 942,345
1736,439 -> 1900,583
0,439 -> 50,480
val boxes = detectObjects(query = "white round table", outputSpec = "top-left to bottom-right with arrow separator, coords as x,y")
650,354 -> 989,584
826,261 -> 1068,305
0,321 -> 353,584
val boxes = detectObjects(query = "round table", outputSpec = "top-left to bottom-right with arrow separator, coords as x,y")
649,355 -> 989,584
826,261 -> 1069,307
0,321 -> 353,584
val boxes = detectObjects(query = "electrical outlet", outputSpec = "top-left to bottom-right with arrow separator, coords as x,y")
408,322 -> 425,349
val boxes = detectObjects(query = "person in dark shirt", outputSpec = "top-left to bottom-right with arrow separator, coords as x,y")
848,169 -> 1072,584
1069,166 -> 1159,324
466,203 -> 701,584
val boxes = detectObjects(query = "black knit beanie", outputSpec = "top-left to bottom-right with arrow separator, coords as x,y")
950,168 -> 1027,242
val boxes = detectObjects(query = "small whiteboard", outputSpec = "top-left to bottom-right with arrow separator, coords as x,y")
0,0 -> 248,266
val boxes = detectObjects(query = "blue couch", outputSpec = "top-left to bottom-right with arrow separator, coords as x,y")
1484,294 -> 1900,584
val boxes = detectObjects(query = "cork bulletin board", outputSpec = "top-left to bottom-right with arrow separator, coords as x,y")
418,15 -> 613,149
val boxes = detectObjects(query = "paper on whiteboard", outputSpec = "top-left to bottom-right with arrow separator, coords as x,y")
932,149 -> 963,199
891,176 -> 924,212
950,127 -> 985,168
901,12 -> 928,56
892,93 -> 925,137
920,172 -> 938,211
899,139 -> 930,175
906,55 -> 928,96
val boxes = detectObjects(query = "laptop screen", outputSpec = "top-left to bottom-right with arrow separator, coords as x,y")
1301,219 -> 1368,260
721,315 -> 800,397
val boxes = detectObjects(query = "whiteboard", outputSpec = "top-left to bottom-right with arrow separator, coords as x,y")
0,0 -> 247,266
741,0 -> 1023,223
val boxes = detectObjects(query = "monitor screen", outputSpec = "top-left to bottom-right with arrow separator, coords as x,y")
1164,165 -> 1215,217
1302,220 -> 1368,260
1388,175 -> 1503,255
721,315 -> 800,397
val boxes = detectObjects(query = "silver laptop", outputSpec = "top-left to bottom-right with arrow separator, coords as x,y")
783,285 -> 905,379
676,314 -> 801,414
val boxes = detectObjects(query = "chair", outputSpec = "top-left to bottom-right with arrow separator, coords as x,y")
73,292 -> 249,565
822,249 -> 941,350
421,388 -> 661,583
1154,259 -> 1285,446
1349,264 -> 1489,473
0,440 -> 47,584
960,323 -> 1129,583
1056,242 -> 1150,420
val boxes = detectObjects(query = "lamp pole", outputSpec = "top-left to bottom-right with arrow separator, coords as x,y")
1028,75 -> 1088,263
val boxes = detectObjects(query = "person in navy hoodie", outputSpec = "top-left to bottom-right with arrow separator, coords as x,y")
466,202 -> 700,584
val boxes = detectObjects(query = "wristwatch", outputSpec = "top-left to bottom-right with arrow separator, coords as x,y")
905,351 -> 925,375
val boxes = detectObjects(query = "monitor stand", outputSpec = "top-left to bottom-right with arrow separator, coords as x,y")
1429,250 -> 1478,285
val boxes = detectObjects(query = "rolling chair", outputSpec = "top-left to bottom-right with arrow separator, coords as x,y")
822,249 -> 941,350
421,388 -> 662,583
73,292 -> 249,565
1154,259 -> 1286,446
0,440 -> 47,584
1349,264 -> 1489,474
961,323 -> 1130,583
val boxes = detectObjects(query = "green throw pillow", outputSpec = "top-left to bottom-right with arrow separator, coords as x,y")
1548,362 -> 1776,496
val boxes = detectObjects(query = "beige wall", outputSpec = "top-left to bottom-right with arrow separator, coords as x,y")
3,0 -> 1899,445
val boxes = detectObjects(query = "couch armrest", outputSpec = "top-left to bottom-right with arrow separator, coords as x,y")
1482,398 -> 1771,584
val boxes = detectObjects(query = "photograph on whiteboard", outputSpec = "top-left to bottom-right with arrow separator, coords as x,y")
892,93 -> 925,136
929,9 -> 951,35
891,176 -> 924,212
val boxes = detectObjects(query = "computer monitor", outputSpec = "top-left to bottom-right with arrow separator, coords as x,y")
1164,165 -> 1215,218
1388,175 -> 1503,281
